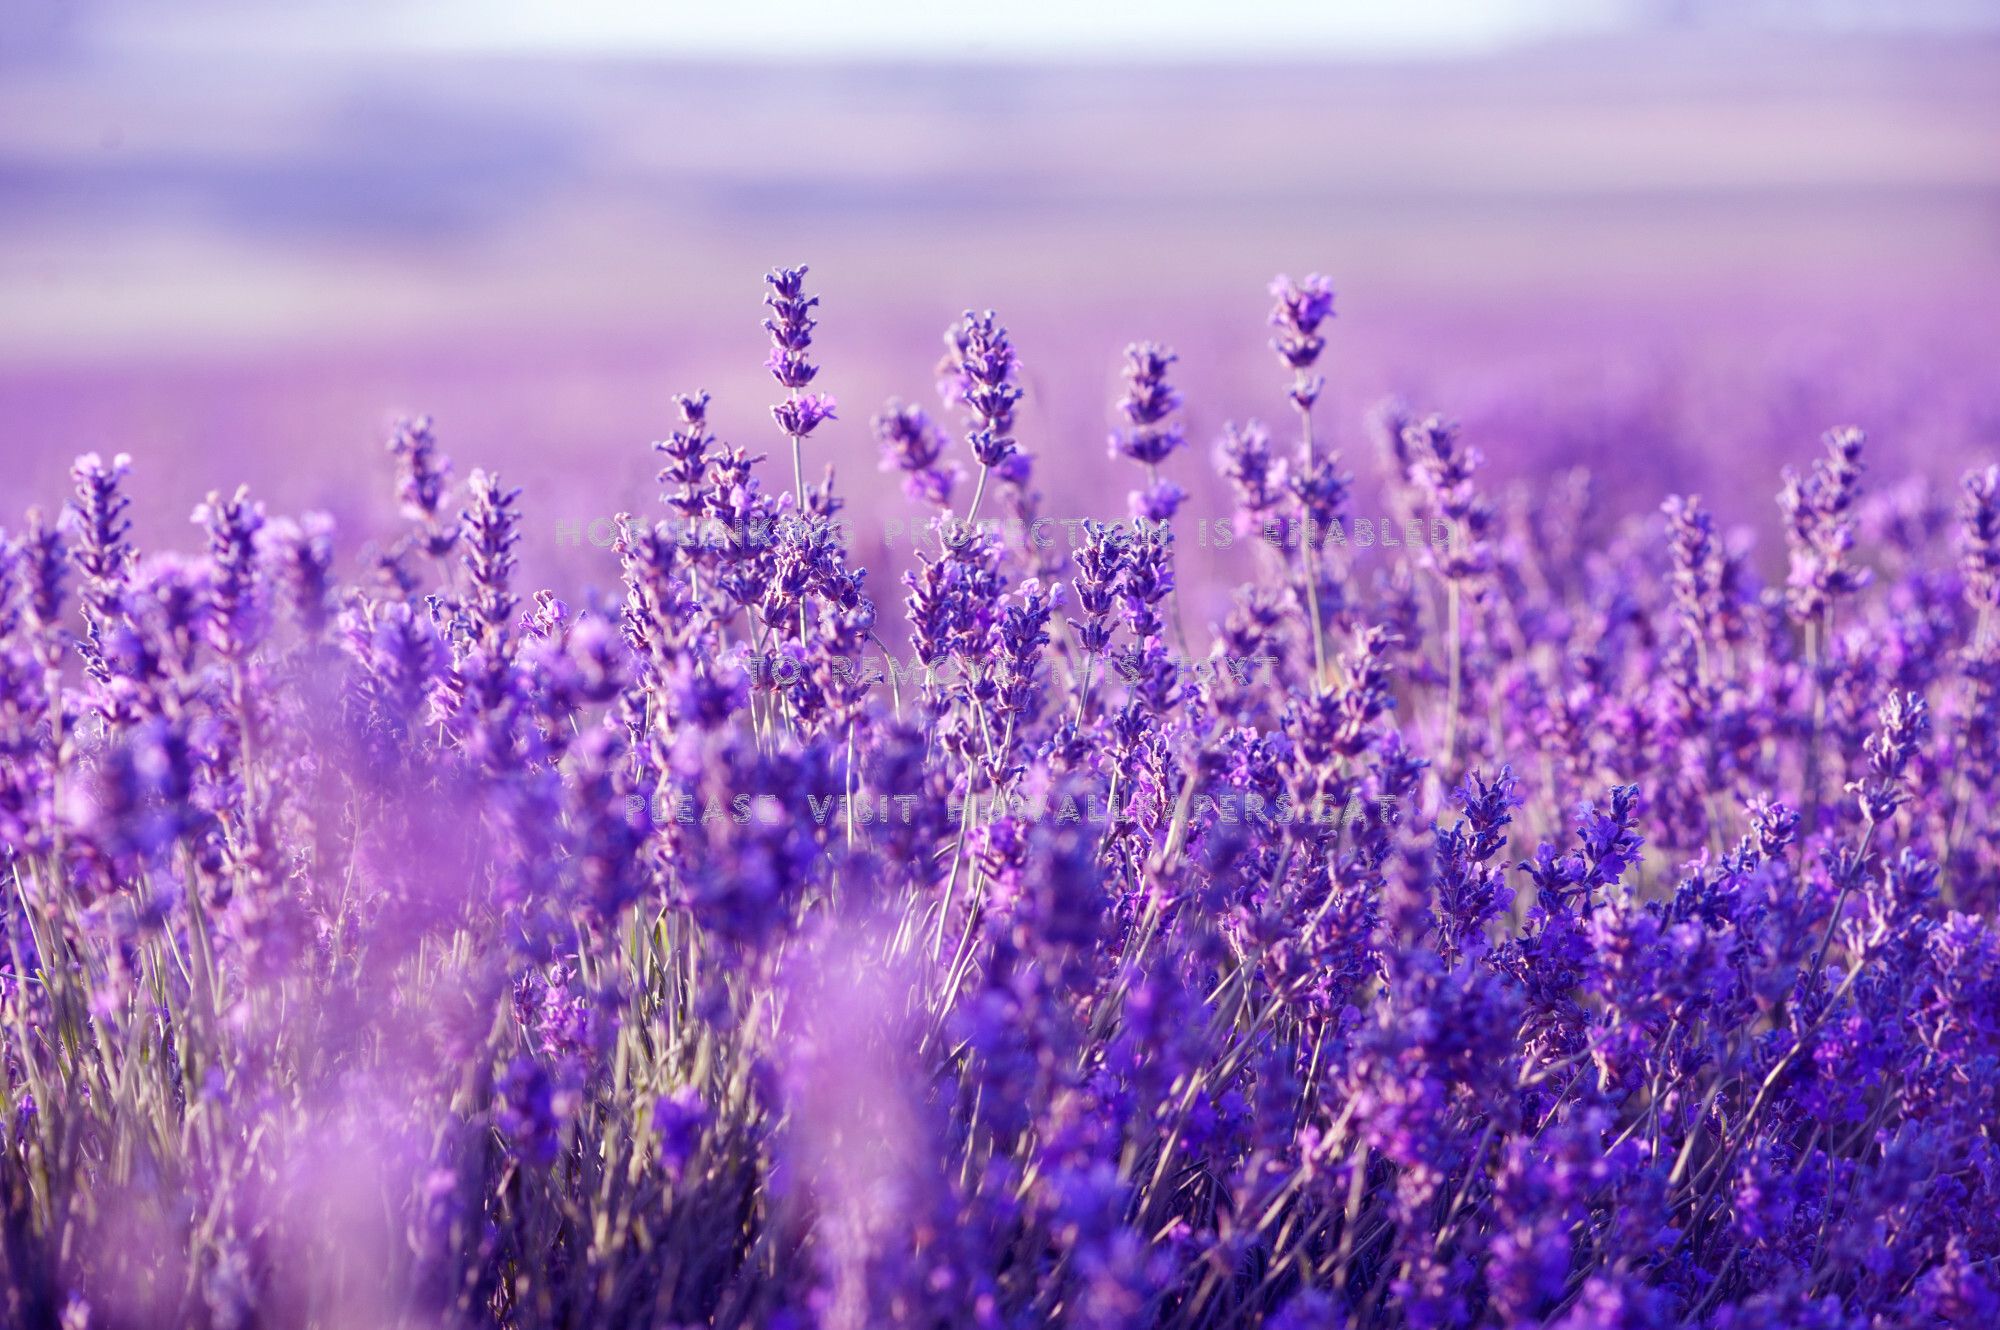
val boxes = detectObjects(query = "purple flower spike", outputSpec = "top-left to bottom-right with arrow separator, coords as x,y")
194,485 -> 268,664
1847,689 -> 1929,823
656,390 -> 715,525
772,392 -> 837,439
1268,272 -> 1337,371
1779,424 -> 1871,621
387,416 -> 460,568
1217,420 -> 1288,531
763,264 -> 821,390
68,451 -> 134,602
941,309 -> 1022,471
1129,478 -> 1186,524
1960,463 -> 2000,615
495,1055 -> 562,1167
652,1087 -> 708,1182
1109,342 -> 1186,467
459,468 -> 522,651
875,399 -> 958,509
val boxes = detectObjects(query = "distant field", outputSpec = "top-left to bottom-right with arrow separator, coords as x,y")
3,36 -> 1997,622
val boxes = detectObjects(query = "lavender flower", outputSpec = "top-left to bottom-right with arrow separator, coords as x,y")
1216,420 -> 1288,536
763,264 -> 822,390
1107,342 -> 1189,524
873,399 -> 959,509
1404,414 -> 1491,582
1108,342 -> 1185,467
1961,463 -> 2000,620
494,1055 -> 563,1166
940,309 -> 1022,519
1662,493 -> 1721,643
1847,689 -> 1929,823
656,389 -> 715,526
652,1087 -> 707,1182
1780,425 -> 1871,622
68,451 -> 134,612
68,452 -> 135,683
1431,764 -> 1522,964
1268,272 -> 1336,409
0,260 -> 1991,1330
771,393 -> 837,439
767,265 -> 838,516
260,513 -> 336,640
388,415 -> 459,558
459,468 -> 522,653
194,485 -> 268,665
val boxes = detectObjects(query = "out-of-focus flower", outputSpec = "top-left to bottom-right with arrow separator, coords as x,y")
1780,424 -> 1871,621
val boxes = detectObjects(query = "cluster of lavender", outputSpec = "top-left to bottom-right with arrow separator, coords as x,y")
2,265 -> 1997,1330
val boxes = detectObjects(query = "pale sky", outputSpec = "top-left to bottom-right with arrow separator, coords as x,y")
380,0 -> 1631,59
66,0 -> 2000,61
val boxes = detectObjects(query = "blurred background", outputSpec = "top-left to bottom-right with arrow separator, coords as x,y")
4,0 -> 1999,619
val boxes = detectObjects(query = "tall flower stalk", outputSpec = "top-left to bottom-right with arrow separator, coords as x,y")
1403,414 -> 1492,775
764,265 -> 837,514
1781,426 -> 1868,833
1268,274 -> 1337,684
939,309 -> 1021,531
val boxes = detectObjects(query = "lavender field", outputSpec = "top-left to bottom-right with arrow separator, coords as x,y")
5,9 -> 2000,1330
3,256 -> 1998,1326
